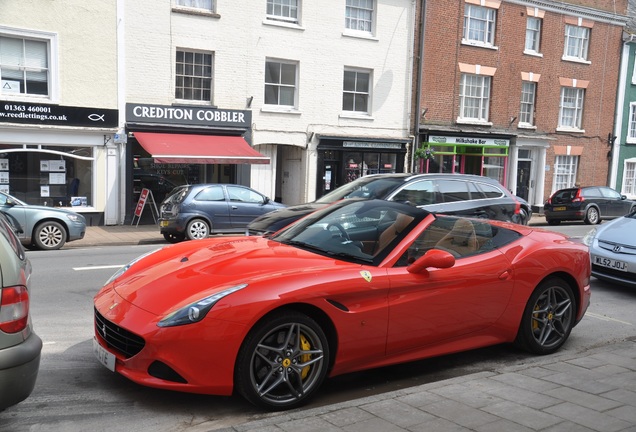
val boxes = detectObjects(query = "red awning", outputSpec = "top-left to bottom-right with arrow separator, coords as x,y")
134,132 -> 270,164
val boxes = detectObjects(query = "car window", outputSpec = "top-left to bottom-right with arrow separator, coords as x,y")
392,180 -> 436,206
0,215 -> 25,260
437,180 -> 470,202
475,182 -> 503,199
553,189 -> 577,203
581,187 -> 601,198
195,186 -> 225,202
315,177 -> 405,204
227,186 -> 263,204
600,188 -> 621,199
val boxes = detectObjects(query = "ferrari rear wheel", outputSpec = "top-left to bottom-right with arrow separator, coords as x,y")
515,277 -> 575,355
235,311 -> 329,410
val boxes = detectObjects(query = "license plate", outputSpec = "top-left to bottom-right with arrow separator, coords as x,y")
594,255 -> 628,272
93,337 -> 116,372
160,220 -> 169,227
553,206 -> 566,211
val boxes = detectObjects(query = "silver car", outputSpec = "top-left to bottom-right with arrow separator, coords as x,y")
0,212 -> 42,411
0,192 -> 86,250
584,209 -> 636,288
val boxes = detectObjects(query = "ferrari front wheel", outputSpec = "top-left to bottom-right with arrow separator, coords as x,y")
515,277 -> 575,355
235,311 -> 329,410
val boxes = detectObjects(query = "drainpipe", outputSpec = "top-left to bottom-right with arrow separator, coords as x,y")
412,0 -> 427,173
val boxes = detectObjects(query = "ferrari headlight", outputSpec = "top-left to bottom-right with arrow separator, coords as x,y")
582,228 -> 597,246
157,284 -> 247,327
104,248 -> 162,285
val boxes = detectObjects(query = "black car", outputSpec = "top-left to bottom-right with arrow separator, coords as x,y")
544,186 -> 636,225
247,173 -> 529,236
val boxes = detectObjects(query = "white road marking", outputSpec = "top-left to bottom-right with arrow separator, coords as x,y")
587,312 -> 633,326
73,265 -> 123,271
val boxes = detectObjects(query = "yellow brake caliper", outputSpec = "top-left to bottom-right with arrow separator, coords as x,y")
300,334 -> 311,379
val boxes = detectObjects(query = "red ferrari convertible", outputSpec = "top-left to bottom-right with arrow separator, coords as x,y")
93,199 -> 591,410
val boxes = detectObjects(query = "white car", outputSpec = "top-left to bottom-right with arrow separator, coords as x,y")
584,209 -> 636,288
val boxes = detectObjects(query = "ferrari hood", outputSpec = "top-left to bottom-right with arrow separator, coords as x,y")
108,236 -> 346,315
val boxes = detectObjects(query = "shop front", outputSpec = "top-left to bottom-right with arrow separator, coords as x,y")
316,136 -> 409,198
0,101 -> 118,226
125,103 -> 268,224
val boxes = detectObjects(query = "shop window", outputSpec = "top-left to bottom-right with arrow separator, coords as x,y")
175,49 -> 213,102
0,33 -> 53,98
345,0 -> 374,34
0,146 -> 93,207
266,0 -> 300,25
264,59 -> 298,107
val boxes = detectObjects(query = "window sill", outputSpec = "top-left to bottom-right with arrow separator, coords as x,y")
173,99 -> 214,107
339,112 -> 374,120
461,39 -> 498,51
626,137 -> 636,144
556,126 -> 585,134
517,123 -> 537,130
523,50 -> 543,58
262,19 -> 305,31
561,56 -> 591,65
171,6 -> 220,18
456,118 -> 493,126
342,30 -> 378,41
261,106 -> 302,115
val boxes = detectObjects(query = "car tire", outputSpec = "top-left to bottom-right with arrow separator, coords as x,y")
584,207 -> 600,225
235,311 -> 330,410
519,208 -> 530,225
185,219 -> 209,240
514,277 -> 575,355
33,221 -> 67,250
546,219 -> 560,226
163,232 -> 185,243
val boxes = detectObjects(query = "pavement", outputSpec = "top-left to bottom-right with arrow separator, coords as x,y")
69,219 -> 636,432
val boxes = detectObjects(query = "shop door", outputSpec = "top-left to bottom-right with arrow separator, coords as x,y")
322,162 -> 340,196
516,160 -> 531,201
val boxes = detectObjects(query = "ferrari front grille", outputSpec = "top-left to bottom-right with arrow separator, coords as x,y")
94,308 -> 145,358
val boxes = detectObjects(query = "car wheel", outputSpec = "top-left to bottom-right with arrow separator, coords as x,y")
515,277 -> 575,355
584,207 -> 600,225
235,311 -> 329,410
185,219 -> 209,240
546,219 -> 560,226
519,208 -> 530,225
163,232 -> 185,243
33,221 -> 67,250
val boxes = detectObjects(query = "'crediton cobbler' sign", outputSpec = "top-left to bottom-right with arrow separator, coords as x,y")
126,103 -> 251,128
0,100 -> 118,128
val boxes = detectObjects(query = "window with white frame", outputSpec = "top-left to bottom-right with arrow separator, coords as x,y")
459,73 -> 491,121
553,155 -> 579,192
174,0 -> 215,12
266,0 -> 299,24
175,50 -> 213,102
628,102 -> 636,143
563,25 -> 589,61
264,59 -> 297,107
0,34 -> 50,97
345,0 -> 374,33
558,87 -> 585,129
623,160 -> 636,197
525,17 -> 541,53
342,68 -> 371,113
463,4 -> 496,46
519,81 -> 536,125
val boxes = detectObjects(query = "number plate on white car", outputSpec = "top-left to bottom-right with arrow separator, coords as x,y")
594,255 -> 628,272
93,337 -> 116,371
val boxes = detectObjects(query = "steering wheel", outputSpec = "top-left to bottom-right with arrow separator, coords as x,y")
326,223 -> 351,242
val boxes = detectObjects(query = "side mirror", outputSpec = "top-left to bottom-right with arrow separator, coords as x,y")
407,249 -> 455,274
263,197 -> 270,205
4,198 -> 16,207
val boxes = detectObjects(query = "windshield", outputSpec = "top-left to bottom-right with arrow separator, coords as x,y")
272,199 -> 422,265
315,176 -> 406,204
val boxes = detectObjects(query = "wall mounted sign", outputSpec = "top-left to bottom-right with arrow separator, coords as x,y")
0,100 -> 118,128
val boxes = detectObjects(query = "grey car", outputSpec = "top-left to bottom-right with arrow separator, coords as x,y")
0,212 -> 42,411
159,184 -> 286,242
0,192 -> 87,250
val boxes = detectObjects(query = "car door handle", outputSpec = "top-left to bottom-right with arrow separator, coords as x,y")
498,270 -> 511,280
231,206 -> 238,210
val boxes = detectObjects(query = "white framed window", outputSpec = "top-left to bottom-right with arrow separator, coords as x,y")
628,102 -> 636,143
264,59 -> 297,107
463,5 -> 496,47
0,33 -> 53,98
345,0 -> 374,34
266,0 -> 299,24
558,87 -> 585,130
553,155 -> 579,192
563,25 -> 590,62
524,17 -> 541,53
623,159 -> 636,197
459,73 -> 491,122
519,81 -> 536,126
342,68 -> 371,114
175,49 -> 213,102
174,0 -> 215,12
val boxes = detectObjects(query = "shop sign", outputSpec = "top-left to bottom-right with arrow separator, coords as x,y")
0,100 -> 118,128
127,103 -> 251,128
429,135 -> 509,147
343,141 -> 403,149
